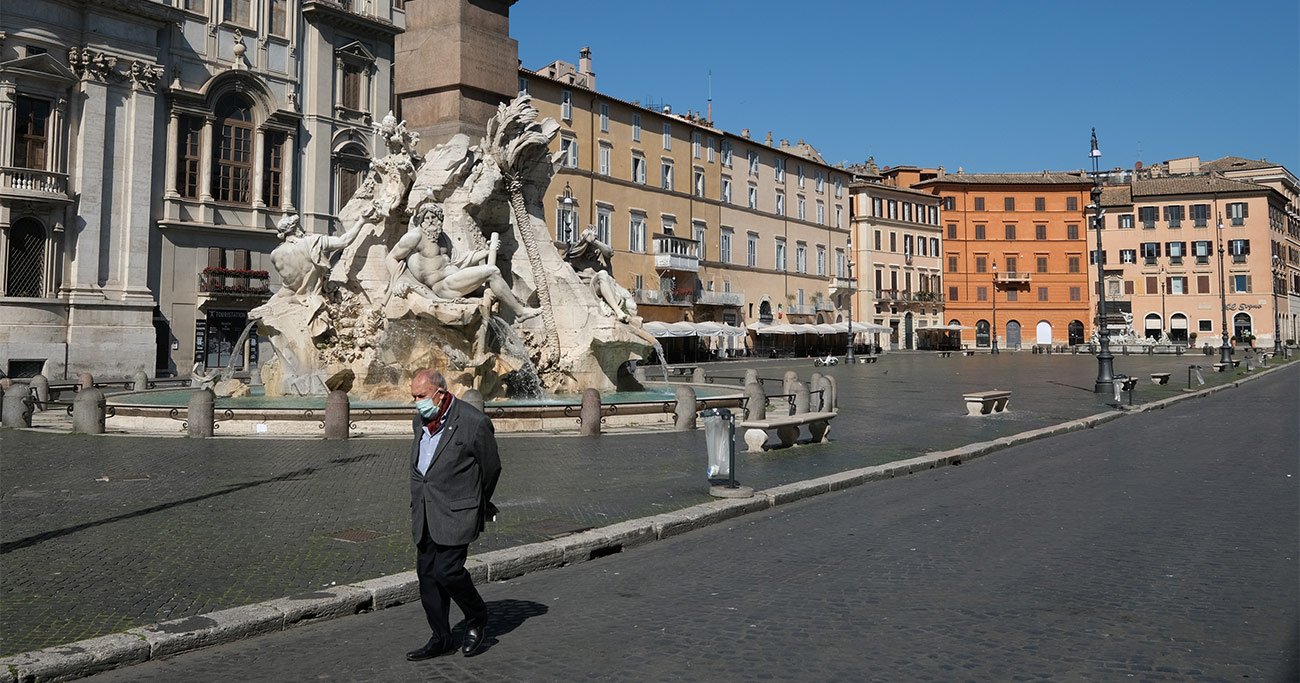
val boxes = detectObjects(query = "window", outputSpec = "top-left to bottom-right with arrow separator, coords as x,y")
661,160 -> 674,190
1090,249 -> 1107,265
975,256 -> 987,273
1066,196 -> 1078,212
1005,224 -> 1016,240
976,286 -> 988,301
1119,214 -> 1135,229
774,157 -> 785,181
558,89 -> 573,120
177,115 -> 203,199
947,223 -> 957,239
5,219 -> 45,297
903,235 -> 914,257
632,153 -> 646,184
560,136 -> 578,168
1069,286 -> 1081,302
948,255 -> 958,272
797,196 -> 806,220
692,131 -> 701,158
747,184 -> 757,209
873,230 -> 881,250
1037,287 -> 1048,301
949,286 -> 958,302
224,0 -> 251,25
1004,197 -> 1015,211
1119,249 -> 1136,264
13,96 -> 50,170
1229,239 -> 1250,262
721,176 -> 732,204
721,140 -> 732,167
518,76 -> 529,94
720,228 -> 733,263
629,213 -> 647,253
212,95 -> 254,204
816,245 -> 826,275
340,62 -> 364,111
1035,224 -> 1046,240
815,171 -> 825,193
1191,203 -> 1210,227
889,232 -> 897,252
1140,242 -> 1161,264
1197,276 -> 1211,294
748,151 -> 759,175
1164,205 -> 1184,228
930,237 -> 939,255
1067,224 -> 1079,240
1036,256 -> 1048,273
262,131 -> 285,207
182,0 -> 205,10
1199,319 -> 1214,332
834,177 -> 843,198
598,143 -> 611,175
1193,240 -> 1212,264
835,250 -> 847,277
903,203 -> 912,222
1231,274 -> 1251,293
269,0 -> 287,36
795,243 -> 807,273
694,221 -> 707,261
662,122 -> 671,150
887,200 -> 898,220
632,113 -> 641,142
836,206 -> 844,229
974,197 -> 986,212
693,168 -> 704,197
661,215 -> 676,236
1005,289 -> 1017,302
1034,197 -> 1046,211
1166,241 -> 1186,264
942,196 -> 956,211
599,103 -> 609,132
1169,276 -> 1187,295
816,201 -> 826,225
1226,202 -> 1247,226
1139,206 -> 1158,228
596,205 -> 612,245
775,239 -> 787,271
747,233 -> 758,267
775,191 -> 785,215
1005,256 -> 1018,273
706,137 -> 715,162
974,224 -> 986,240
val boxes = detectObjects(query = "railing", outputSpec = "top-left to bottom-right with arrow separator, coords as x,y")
876,289 -> 945,305
786,304 -> 815,315
653,234 -> 701,272
830,276 -> 857,292
1,167 -> 69,197
994,271 -> 1031,283
813,298 -> 836,312
198,268 -> 272,296
631,288 -> 692,305
696,290 -> 744,307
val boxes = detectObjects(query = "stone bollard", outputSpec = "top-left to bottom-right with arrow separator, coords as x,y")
744,382 -> 767,422
691,367 -> 706,384
461,389 -> 486,415
77,372 -> 94,390
72,387 -> 106,434
783,370 -> 799,395
673,385 -> 697,431
579,388 -> 601,437
792,380 -> 811,415
132,370 -> 150,392
743,368 -> 758,387
814,375 -> 834,413
30,374 -> 50,412
324,390 -> 350,440
633,365 -> 648,384
824,374 -> 839,412
188,388 -> 215,438
809,372 -> 824,411
2,383 -> 34,428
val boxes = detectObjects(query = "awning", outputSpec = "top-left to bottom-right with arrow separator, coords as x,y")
925,324 -> 973,331
836,321 -> 892,334
643,321 -> 748,338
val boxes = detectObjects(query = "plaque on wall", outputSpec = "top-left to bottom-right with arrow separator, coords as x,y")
193,319 -> 206,362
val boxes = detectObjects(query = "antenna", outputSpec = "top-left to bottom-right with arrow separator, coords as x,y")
707,69 -> 713,122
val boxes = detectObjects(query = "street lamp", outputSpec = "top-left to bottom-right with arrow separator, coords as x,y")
990,261 -> 999,354
1216,214 -> 1232,364
845,239 -> 856,362
560,182 -> 577,243
1159,266 -> 1167,342
1273,254 -> 1284,355
1089,128 -> 1115,394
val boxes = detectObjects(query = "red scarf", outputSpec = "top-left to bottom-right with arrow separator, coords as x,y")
423,393 -> 455,435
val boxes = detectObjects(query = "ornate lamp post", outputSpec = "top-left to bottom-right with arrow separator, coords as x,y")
560,182 -> 577,243
1216,214 -> 1232,364
1159,266 -> 1167,342
1089,129 -> 1115,394
990,261 -> 999,354
1273,254 -> 1284,355
846,238 -> 856,362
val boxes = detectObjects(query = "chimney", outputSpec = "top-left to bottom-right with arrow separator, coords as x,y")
764,131 -> 773,146
741,128 -> 750,139
578,47 -> 595,90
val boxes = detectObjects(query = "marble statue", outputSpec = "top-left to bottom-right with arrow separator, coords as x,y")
564,226 -> 637,323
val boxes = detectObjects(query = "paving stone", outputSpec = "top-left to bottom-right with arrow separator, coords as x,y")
127,603 -> 284,658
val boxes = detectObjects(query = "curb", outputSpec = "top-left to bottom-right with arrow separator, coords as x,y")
1,363 -> 1289,682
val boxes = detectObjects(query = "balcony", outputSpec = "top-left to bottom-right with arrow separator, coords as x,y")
787,304 -> 815,316
876,290 -> 945,305
301,0 -> 401,35
631,288 -> 691,306
813,298 -> 836,312
0,167 -> 71,203
198,268 -> 272,298
696,290 -> 745,307
653,233 -> 701,272
994,271 -> 1031,284
830,276 -> 857,292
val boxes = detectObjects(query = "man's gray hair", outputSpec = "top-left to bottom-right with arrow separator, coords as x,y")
411,368 -> 447,389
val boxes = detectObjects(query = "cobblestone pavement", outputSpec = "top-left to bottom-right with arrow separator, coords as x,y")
0,353 -> 1285,656
80,361 -> 1299,682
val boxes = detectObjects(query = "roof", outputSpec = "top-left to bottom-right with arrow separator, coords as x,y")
1199,156 -> 1278,173
848,179 -> 941,201
1099,185 -> 1132,207
914,171 -> 1092,187
1130,175 -> 1268,198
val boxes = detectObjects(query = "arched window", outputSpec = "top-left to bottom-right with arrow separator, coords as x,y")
975,319 -> 990,347
1169,314 -> 1188,343
1233,313 -> 1253,342
1005,320 -> 1021,349
1144,313 -> 1163,340
212,95 -> 254,204
6,219 -> 45,297
1068,320 -> 1085,346
759,299 -> 773,323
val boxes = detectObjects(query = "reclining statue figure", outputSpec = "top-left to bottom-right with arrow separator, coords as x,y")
564,225 -> 638,323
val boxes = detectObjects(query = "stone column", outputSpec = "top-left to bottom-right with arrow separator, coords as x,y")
251,128 -> 267,208
281,130 -> 297,212
0,79 -> 16,169
164,110 -> 181,198
117,85 -> 156,299
50,97 -> 68,175
66,77 -> 108,294
199,117 -> 215,202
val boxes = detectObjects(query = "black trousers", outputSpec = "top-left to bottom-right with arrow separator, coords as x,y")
416,531 -> 487,642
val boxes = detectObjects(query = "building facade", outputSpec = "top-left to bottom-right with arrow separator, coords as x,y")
0,0 -> 403,378
913,172 -> 1093,349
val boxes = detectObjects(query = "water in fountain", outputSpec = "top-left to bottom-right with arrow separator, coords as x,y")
650,339 -> 670,384
221,320 -> 259,382
488,316 -> 543,398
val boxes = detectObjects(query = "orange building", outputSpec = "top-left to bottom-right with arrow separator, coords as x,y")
913,172 -> 1093,349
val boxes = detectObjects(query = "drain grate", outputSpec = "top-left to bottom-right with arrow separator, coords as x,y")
328,528 -> 389,544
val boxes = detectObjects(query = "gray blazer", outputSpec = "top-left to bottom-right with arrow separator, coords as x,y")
409,399 -> 502,546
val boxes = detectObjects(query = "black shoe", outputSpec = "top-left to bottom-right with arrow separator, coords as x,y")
461,621 -> 488,657
406,638 -> 455,661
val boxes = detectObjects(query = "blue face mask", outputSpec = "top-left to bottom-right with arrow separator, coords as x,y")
415,397 -> 440,419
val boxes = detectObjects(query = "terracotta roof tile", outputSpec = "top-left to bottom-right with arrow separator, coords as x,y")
915,171 -> 1091,187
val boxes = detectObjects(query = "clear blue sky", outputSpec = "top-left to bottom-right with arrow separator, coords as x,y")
512,1 -> 1299,175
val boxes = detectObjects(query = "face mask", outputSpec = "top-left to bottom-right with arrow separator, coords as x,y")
415,397 -> 440,419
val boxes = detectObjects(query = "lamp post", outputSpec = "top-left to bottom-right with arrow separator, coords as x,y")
560,182 -> 577,243
1273,254 -> 1284,355
1216,214 -> 1232,364
1089,128 -> 1115,394
1159,266 -> 1167,342
845,239 -> 856,362
990,261 -> 999,354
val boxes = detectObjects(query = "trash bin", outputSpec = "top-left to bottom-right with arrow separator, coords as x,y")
700,407 -> 735,486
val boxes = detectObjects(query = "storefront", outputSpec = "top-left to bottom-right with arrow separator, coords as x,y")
196,309 -> 258,370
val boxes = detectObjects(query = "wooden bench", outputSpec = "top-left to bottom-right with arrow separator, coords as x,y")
963,390 -> 1011,416
740,411 -> 837,451
1149,372 -> 1171,385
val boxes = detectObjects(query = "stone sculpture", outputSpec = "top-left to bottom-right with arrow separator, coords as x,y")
252,96 -> 652,400
564,225 -> 638,323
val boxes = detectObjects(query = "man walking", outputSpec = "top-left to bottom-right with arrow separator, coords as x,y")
405,369 -> 501,660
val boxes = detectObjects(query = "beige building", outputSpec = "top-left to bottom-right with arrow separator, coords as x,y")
1,0 -> 403,378
519,51 -> 854,357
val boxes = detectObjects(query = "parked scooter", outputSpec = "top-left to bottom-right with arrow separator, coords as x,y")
813,354 -> 839,367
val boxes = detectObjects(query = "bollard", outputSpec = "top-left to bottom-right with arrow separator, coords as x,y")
461,389 -> 486,415
30,374 -> 50,412
2,383 -> 34,428
782,370 -> 799,395
324,390 -> 350,440
824,374 -> 839,412
809,372 -> 824,411
188,388 -> 215,438
792,380 -> 810,415
674,385 -> 697,431
72,388 -> 106,434
633,365 -> 647,384
132,370 -> 150,392
744,382 -> 767,422
691,367 -> 706,385
77,372 -> 94,390
579,388 -> 601,436
814,375 -> 834,413
743,369 -> 758,387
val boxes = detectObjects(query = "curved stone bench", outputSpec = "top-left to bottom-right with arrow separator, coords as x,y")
740,411 -> 837,451
963,390 -> 1011,416
1150,372 -> 1171,385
